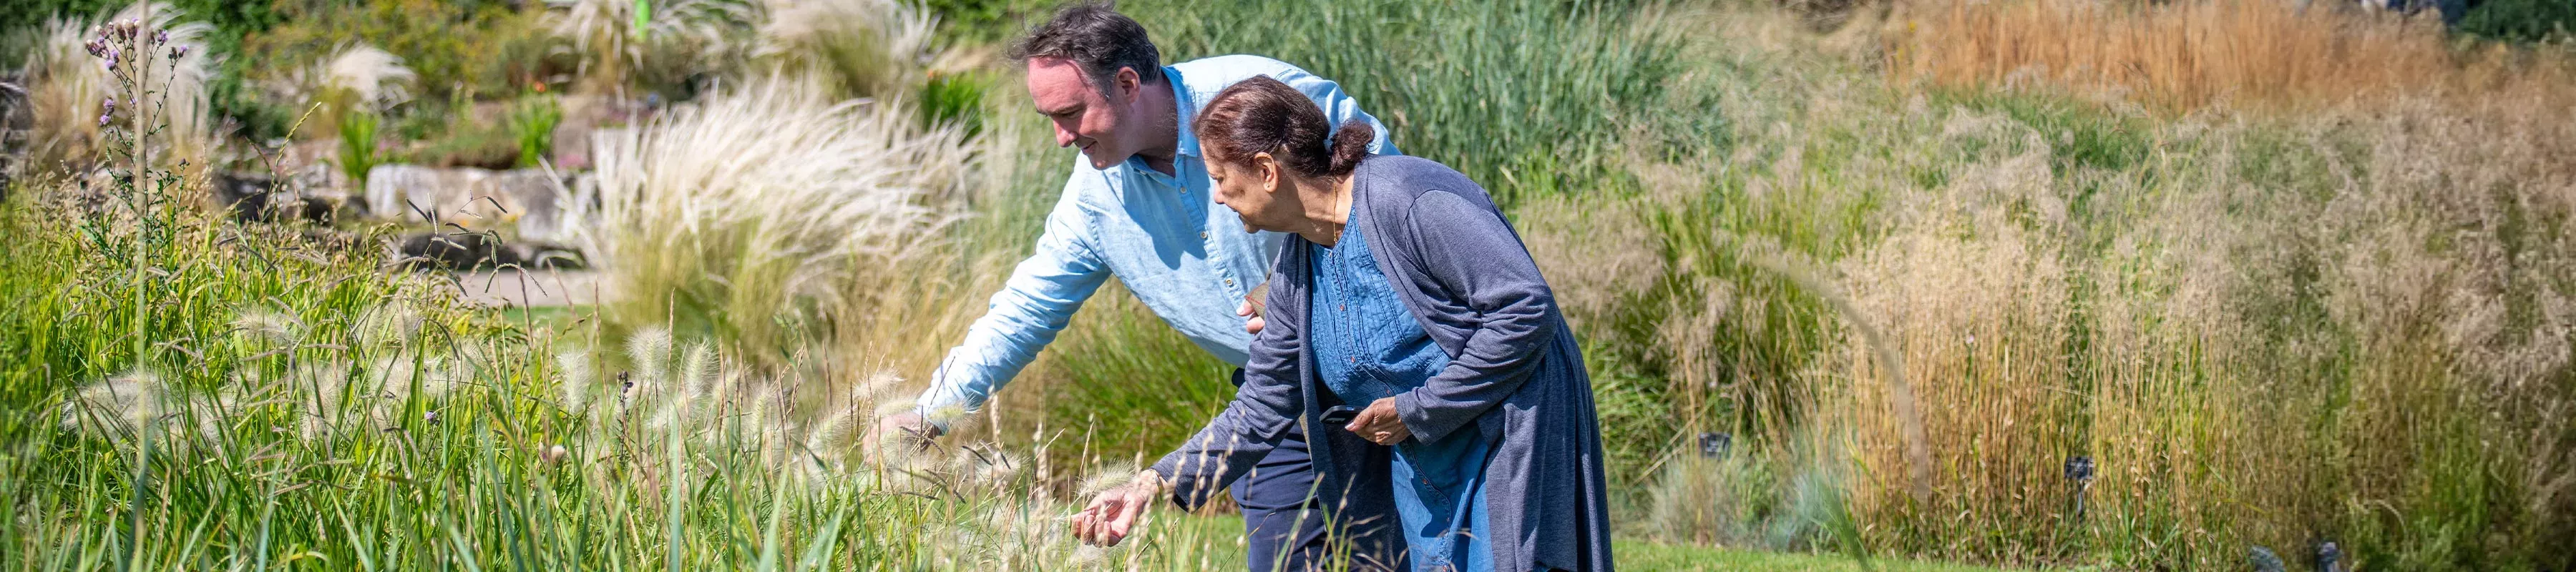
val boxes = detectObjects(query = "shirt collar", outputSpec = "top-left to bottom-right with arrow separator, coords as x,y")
1167,64 -> 1201,159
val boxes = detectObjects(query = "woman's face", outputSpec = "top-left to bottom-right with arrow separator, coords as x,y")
1206,149 -> 1295,234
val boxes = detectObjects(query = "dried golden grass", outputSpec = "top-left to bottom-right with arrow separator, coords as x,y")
1883,0 -> 2576,114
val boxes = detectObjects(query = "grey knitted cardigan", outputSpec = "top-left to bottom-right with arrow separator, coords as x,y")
1150,155 -> 1614,572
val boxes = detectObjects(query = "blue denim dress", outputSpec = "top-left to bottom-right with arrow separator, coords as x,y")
1310,224 -> 1496,572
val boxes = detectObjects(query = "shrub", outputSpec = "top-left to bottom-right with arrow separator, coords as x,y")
333,108 -> 379,189
507,94 -> 561,167
2459,0 -> 2576,44
917,69 -> 987,137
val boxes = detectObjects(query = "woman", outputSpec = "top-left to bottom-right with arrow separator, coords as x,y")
1072,76 -> 1613,572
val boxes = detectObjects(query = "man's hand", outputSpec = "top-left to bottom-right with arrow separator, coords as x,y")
1344,397 -> 1411,445
1237,293 -> 1267,335
865,411 -> 942,458
1073,470 -> 1166,546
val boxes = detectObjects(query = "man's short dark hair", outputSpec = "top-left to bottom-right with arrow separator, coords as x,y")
1008,1 -> 1166,90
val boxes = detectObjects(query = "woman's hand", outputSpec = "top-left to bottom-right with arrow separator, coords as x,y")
1343,397 -> 1411,445
1237,292 -> 1267,335
1073,470 -> 1166,547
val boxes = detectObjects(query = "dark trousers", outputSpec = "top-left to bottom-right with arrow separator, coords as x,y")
1230,370 -> 1406,572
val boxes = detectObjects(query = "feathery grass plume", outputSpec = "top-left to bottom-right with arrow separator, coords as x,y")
351,301 -> 424,351
58,368 -> 234,445
556,349 -> 597,414
852,368 -> 904,405
16,1 -> 218,176
318,44 -> 415,112
1074,463 -> 1142,499
624,325 -> 675,383
57,368 -> 168,432
803,401 -> 867,469
753,0 -> 938,99
230,306 -> 303,346
549,0 -> 752,90
565,72 -> 972,362
677,341 -> 718,398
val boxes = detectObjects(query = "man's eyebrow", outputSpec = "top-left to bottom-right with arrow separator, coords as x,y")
1036,102 -> 1082,117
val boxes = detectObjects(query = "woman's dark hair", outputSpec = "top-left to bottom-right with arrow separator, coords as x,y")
1007,1 -> 1165,89
1194,76 -> 1372,179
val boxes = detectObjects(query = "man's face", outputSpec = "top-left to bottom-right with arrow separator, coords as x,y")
1027,57 -> 1134,169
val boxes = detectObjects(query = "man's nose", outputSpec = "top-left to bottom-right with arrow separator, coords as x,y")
1054,124 -> 1077,147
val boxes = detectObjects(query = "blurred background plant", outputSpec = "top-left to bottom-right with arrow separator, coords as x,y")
506,92 -> 561,168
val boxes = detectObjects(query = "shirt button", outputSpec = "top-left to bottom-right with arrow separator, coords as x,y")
1224,278 -> 1234,287
1201,231 -> 1209,239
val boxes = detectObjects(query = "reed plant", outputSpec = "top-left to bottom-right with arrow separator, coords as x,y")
1130,0 -> 1682,207
1882,0 -> 2576,115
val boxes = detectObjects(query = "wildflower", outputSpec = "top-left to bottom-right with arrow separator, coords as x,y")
102,97 -> 114,113
153,29 -> 167,45
170,46 -> 187,59
98,114 -> 112,127
542,444 -> 570,465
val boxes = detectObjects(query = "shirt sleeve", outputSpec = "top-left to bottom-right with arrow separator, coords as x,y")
1390,190 -> 1561,444
1150,261 -> 1307,511
914,170 -> 1111,423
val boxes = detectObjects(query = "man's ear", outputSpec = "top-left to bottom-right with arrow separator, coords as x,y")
1114,66 -> 1142,101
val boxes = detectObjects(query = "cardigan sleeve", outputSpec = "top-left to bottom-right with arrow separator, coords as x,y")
1390,190 -> 1562,445
1149,260 -> 1308,510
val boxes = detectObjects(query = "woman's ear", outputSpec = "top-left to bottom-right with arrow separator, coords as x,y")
1253,152 -> 1282,194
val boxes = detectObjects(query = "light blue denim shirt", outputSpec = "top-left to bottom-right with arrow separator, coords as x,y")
916,55 -> 1396,420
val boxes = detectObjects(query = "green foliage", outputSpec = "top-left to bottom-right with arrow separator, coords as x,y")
402,112 -> 519,169
1132,0 -> 1684,208
242,0 -> 542,106
919,0 -> 1055,44
918,71 -> 989,137
507,94 -> 562,168
2459,0 -> 2576,44
334,109 -> 380,189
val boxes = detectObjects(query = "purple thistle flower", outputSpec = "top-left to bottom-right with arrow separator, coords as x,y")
102,97 -> 115,113
99,114 -> 112,127
170,45 -> 189,59
154,29 -> 167,45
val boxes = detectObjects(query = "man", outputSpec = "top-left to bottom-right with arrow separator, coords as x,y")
869,3 -> 1401,570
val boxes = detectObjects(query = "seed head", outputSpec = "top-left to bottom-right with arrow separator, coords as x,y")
542,444 -> 570,465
